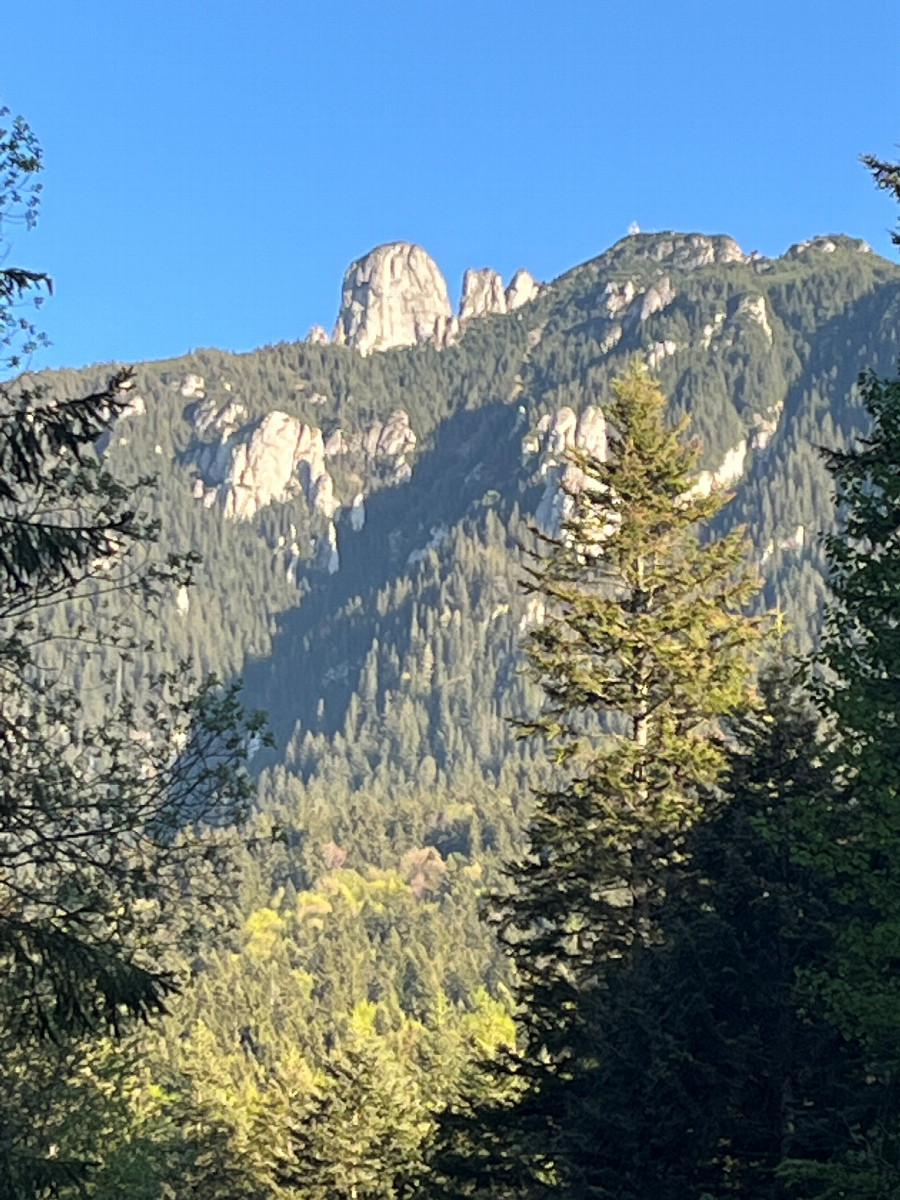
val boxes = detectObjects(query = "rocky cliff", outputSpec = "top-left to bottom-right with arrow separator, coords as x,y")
329,243 -> 543,353
331,243 -> 455,355
60,226 -> 900,790
185,381 -> 417,526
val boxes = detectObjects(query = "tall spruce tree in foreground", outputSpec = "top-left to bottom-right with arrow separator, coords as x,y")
779,377 -> 900,1198
429,361 -> 764,1195
545,668 -> 851,1200
772,154 -> 900,1199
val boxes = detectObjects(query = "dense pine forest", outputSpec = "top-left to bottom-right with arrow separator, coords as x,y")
5,100 -> 900,1198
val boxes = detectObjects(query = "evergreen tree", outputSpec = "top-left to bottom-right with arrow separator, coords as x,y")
0,105 -> 264,1198
778,365 -> 900,1198
273,1039 -> 425,1199
430,361 -> 764,1195
771,154 -> 900,1199
545,669 -> 850,1200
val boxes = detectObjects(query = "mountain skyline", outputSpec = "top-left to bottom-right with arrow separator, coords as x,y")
4,0 -> 900,373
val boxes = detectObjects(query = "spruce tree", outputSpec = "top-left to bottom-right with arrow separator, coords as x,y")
774,363 -> 900,1199
0,104 -> 264,1199
763,154 -> 900,1199
510,360 -> 763,1048
547,669 -> 850,1200
429,361 -> 764,1195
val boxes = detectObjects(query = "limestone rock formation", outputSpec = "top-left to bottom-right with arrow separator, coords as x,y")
735,294 -> 773,344
373,409 -> 416,458
635,232 -> 746,269
191,409 -> 337,521
349,492 -> 366,531
96,390 -> 146,456
457,266 -> 542,322
601,276 -> 676,327
749,401 -> 783,451
188,400 -> 419,523
530,405 -> 607,535
180,373 -> 206,399
222,413 -> 308,521
306,324 -> 330,345
189,397 -> 248,440
647,339 -> 679,368
639,277 -> 677,321
505,269 -> 540,311
603,280 -> 637,317
316,521 -> 340,574
459,268 -> 507,321
691,441 -> 749,500
332,242 -> 454,355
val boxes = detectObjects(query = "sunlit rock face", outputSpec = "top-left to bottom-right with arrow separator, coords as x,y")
632,232 -> 747,269
458,266 -> 541,321
529,405 -> 608,536
189,408 -> 336,521
332,242 -> 454,354
505,268 -> 540,310
459,268 -> 507,321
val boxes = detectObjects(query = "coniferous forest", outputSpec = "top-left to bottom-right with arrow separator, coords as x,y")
5,101 -> 900,1197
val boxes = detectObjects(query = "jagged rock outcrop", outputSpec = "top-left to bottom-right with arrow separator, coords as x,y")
330,410 -> 417,471
225,413 -> 315,521
306,324 -> 330,345
188,402 -> 418,524
529,406 -> 607,535
458,266 -> 542,322
323,429 -> 346,457
190,397 -> 248,440
646,339 -> 679,368
634,232 -> 746,269
762,524 -> 806,563
459,268 -> 507,321
190,409 -> 336,521
691,442 -> 749,499
749,401 -> 783,451
735,294 -> 773,343
525,405 -> 606,463
332,243 -> 454,355
96,389 -> 146,456
349,492 -> 366,531
180,373 -> 206,399
639,277 -> 677,321
600,276 -> 676,327
603,280 -> 637,317
316,521 -> 340,574
368,409 -> 416,458
505,268 -> 540,310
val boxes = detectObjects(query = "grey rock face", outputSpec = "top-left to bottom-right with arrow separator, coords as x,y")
459,268 -> 507,320
735,294 -> 773,344
332,243 -> 453,355
192,410 -> 336,521
180,373 -> 206,399
532,405 -> 607,535
458,266 -> 541,322
190,402 -> 418,523
639,277 -> 677,321
306,324 -> 330,345
505,268 -> 540,311
636,232 -> 746,269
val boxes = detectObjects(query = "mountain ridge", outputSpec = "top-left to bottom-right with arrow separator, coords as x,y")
26,228 -> 900,795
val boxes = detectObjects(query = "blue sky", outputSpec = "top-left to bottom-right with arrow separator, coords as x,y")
4,0 -> 900,370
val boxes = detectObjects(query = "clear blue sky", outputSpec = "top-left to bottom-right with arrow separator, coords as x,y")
4,0 -> 900,370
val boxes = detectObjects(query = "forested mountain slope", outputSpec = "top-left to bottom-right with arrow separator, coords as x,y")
17,228 -> 900,1195
35,230 -> 900,790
